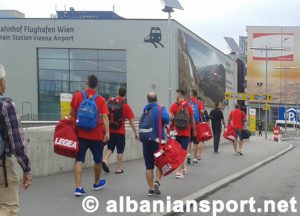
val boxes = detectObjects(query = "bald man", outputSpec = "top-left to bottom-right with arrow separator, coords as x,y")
140,92 -> 170,196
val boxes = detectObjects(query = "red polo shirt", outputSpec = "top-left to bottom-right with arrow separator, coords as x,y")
70,89 -> 109,141
109,96 -> 135,135
170,100 -> 193,137
229,109 -> 246,129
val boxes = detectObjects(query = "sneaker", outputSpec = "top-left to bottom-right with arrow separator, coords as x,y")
238,152 -> 244,156
197,156 -> 202,160
187,156 -> 191,165
214,151 -> 219,154
154,181 -> 161,195
102,162 -> 110,173
175,172 -> 184,179
74,187 -> 86,197
193,159 -> 198,165
93,179 -> 106,190
148,189 -> 154,197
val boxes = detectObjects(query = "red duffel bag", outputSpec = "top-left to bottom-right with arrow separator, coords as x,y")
154,138 -> 186,176
153,107 -> 186,176
53,119 -> 79,158
196,122 -> 213,142
223,124 -> 236,142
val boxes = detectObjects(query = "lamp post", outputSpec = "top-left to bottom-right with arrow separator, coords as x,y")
274,66 -> 298,133
250,46 -> 284,140
256,82 -> 263,121
161,0 -> 183,108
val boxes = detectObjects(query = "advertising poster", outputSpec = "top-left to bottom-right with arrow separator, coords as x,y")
249,108 -> 256,132
178,30 -> 235,107
60,93 -> 72,119
247,26 -> 300,104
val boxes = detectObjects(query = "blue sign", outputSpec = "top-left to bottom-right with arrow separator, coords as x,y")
278,107 -> 300,123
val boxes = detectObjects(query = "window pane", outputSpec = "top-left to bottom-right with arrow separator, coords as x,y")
70,71 -> 98,81
70,81 -> 87,93
98,71 -> 126,83
39,70 -> 69,80
70,60 -> 97,71
70,49 -> 97,60
98,61 -> 126,72
38,48 -> 68,59
39,80 -> 69,92
98,50 -> 126,61
39,59 -> 69,70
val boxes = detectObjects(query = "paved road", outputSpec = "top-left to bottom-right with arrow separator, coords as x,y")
183,138 -> 300,216
19,136 -> 290,216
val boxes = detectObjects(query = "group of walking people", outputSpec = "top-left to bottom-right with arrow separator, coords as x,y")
0,69 -> 247,215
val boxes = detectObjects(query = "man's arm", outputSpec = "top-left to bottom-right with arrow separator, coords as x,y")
102,114 -> 110,142
129,118 -> 138,140
3,101 -> 32,189
70,107 -> 76,119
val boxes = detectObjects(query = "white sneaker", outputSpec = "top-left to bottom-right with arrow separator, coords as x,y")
175,172 -> 184,179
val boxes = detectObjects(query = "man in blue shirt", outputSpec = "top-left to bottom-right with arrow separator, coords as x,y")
141,92 -> 170,196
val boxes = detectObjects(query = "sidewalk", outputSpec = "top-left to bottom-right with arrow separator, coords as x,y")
19,136 -> 290,216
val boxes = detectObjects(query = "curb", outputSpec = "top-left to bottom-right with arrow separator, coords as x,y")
149,142 -> 294,216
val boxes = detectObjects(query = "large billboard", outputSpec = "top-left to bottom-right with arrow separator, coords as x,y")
178,30 -> 234,107
247,26 -> 300,104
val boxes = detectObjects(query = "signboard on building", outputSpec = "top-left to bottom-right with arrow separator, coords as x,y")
278,107 -> 300,123
60,93 -> 72,119
224,92 -> 248,101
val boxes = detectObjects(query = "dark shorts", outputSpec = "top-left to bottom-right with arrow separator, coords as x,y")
142,141 -> 159,170
176,136 -> 190,151
107,133 -> 126,154
235,129 -> 243,141
76,138 -> 104,164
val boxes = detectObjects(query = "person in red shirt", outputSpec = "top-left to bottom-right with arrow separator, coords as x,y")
102,87 -> 138,174
229,104 -> 246,155
70,75 -> 110,197
170,89 -> 196,179
187,90 -> 205,165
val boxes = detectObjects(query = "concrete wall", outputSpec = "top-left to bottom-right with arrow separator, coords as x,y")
14,126 -> 230,177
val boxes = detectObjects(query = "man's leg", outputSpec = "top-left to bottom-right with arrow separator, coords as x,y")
193,143 -> 199,159
74,161 -> 83,188
239,140 -> 244,152
212,127 -> 218,152
146,170 -> 154,190
94,163 -> 101,184
90,140 -> 104,184
198,142 -> 204,159
0,158 -> 19,216
115,135 -> 126,173
103,149 -> 113,165
215,127 -> 221,152
74,139 -> 89,188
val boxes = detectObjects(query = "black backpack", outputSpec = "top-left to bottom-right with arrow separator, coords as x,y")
108,98 -> 125,129
174,103 -> 190,130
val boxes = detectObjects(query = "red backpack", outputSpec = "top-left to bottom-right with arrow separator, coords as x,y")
53,119 -> 79,158
154,107 -> 186,176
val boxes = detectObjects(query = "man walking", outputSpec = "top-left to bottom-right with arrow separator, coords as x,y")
186,90 -> 204,165
140,92 -> 170,196
170,89 -> 195,179
229,104 -> 246,155
210,102 -> 226,153
0,64 -> 32,215
70,75 -> 110,196
102,87 -> 138,174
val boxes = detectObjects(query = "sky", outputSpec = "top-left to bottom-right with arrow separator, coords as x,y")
1,0 -> 300,53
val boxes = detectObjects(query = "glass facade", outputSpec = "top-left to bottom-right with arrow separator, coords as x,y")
38,48 -> 126,118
